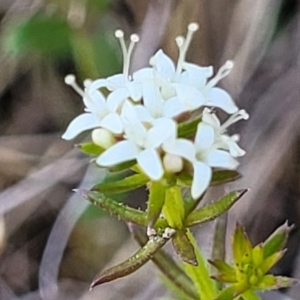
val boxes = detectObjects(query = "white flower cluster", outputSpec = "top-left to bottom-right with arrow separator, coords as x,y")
62,23 -> 249,199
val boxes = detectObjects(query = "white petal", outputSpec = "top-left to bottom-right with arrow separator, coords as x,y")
106,88 -> 128,111
127,81 -> 142,101
182,62 -> 213,89
142,82 -> 163,118
133,68 -> 154,81
206,87 -> 238,114
173,83 -> 206,110
62,113 -> 100,140
202,109 -> 221,128
134,105 -> 153,123
191,161 -> 212,199
163,139 -> 195,162
83,90 -> 106,114
194,123 -> 215,151
106,74 -> 126,89
163,97 -> 186,118
100,113 -> 123,134
150,50 -> 175,80
96,140 -> 140,166
146,118 -> 177,148
89,79 -> 110,91
205,149 -> 239,169
137,149 -> 163,180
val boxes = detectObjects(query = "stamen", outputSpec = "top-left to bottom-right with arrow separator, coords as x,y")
114,30 -> 139,79
205,60 -> 234,90
220,109 -> 249,131
175,22 -> 199,77
83,79 -> 92,88
64,74 -> 85,97
123,34 -> 139,78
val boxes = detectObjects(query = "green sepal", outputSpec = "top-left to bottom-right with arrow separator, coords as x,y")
240,290 -> 260,300
130,224 -> 199,300
260,250 -> 285,274
90,234 -> 167,288
263,221 -> 293,259
92,173 -> 149,195
178,116 -> 202,138
82,190 -> 148,226
252,244 -> 264,268
185,189 -> 248,227
77,142 -> 105,155
233,223 -> 253,266
162,186 -> 185,229
147,181 -> 166,227
172,230 -> 197,266
184,230 -> 218,300
215,283 -> 247,300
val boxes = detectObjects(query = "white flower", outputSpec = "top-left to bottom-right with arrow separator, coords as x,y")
97,101 -> 177,180
87,31 -> 142,103
163,119 -> 239,199
62,75 -> 124,140
201,108 -> 249,157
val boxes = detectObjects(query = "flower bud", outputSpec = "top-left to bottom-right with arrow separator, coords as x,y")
163,153 -> 183,173
92,128 -> 116,149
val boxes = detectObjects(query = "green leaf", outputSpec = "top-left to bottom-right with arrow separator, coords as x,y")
260,250 -> 285,274
90,234 -> 167,288
177,170 -> 241,187
163,186 -> 185,229
211,170 -> 241,186
233,224 -> 252,266
262,221 -> 293,259
130,224 -> 198,300
147,181 -> 166,227
92,173 -> 149,194
82,190 -> 148,226
185,190 -> 248,227
77,142 -> 105,155
184,230 -> 218,300
5,13 -> 72,58
87,0 -> 110,12
240,290 -> 260,300
172,230 -> 197,266
178,116 -> 202,138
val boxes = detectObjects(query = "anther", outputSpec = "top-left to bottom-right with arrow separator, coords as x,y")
64,74 -> 85,97
175,36 -> 185,48
130,34 -> 139,43
115,29 -> 124,38
188,22 -> 199,32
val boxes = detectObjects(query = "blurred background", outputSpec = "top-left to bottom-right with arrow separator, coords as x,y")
0,0 -> 299,299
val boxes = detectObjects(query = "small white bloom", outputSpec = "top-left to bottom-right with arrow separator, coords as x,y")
62,75 -> 124,140
163,119 -> 239,199
163,153 -> 183,173
201,108 -> 249,157
97,101 -> 177,180
92,128 -> 116,149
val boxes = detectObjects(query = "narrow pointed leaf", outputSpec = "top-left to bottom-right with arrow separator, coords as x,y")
215,286 -> 236,300
184,193 -> 205,216
211,170 -> 241,186
178,116 -> 202,138
129,224 -> 198,300
209,259 -> 235,274
163,186 -> 185,229
184,230 -> 218,300
77,142 -> 105,155
108,160 -> 136,172
82,190 -> 148,226
240,290 -> 260,300
233,223 -> 252,266
177,170 -> 241,187
92,173 -> 149,194
185,189 -> 248,227
263,221 -> 293,258
90,234 -> 167,288
260,250 -> 286,274
172,230 -> 197,266
252,244 -> 264,268
147,181 -> 166,227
